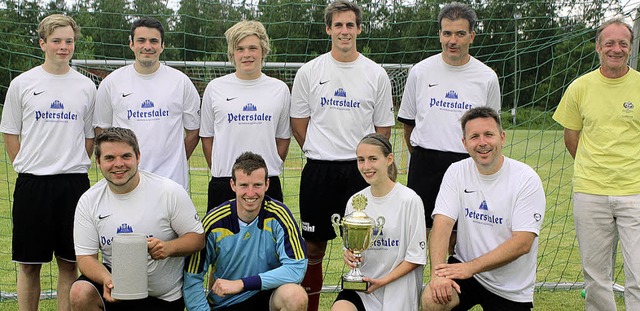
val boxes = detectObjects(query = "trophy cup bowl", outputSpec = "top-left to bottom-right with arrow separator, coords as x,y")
332,195 -> 385,291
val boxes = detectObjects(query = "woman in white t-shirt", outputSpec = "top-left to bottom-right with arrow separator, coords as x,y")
332,133 -> 427,311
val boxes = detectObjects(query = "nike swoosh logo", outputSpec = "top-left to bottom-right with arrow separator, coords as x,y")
98,214 -> 111,219
464,189 -> 476,193
428,84 -> 438,87
33,91 -> 45,96
319,80 -> 330,85
226,97 -> 238,101
122,92 -> 133,97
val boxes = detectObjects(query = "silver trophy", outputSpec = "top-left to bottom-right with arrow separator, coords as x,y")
331,194 -> 385,291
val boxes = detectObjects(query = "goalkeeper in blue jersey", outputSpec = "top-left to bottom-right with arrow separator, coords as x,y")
184,152 -> 308,311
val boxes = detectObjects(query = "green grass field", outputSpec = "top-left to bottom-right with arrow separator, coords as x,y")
0,128 -> 627,310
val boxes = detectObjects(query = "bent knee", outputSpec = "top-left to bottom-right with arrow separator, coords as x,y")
272,283 -> 308,310
70,280 -> 102,309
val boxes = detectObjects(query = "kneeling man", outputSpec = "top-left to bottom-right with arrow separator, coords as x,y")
422,107 -> 545,311
184,152 -> 308,311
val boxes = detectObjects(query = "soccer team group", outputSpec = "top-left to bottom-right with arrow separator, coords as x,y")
2,0 -> 639,310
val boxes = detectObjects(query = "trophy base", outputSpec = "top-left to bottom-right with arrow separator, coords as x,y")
342,278 -> 369,291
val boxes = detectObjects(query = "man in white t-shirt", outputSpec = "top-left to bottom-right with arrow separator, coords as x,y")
397,2 -> 500,245
201,20 -> 290,211
69,127 -> 204,311
290,1 -> 395,309
93,17 -> 200,190
0,14 -> 95,311
421,107 -> 545,311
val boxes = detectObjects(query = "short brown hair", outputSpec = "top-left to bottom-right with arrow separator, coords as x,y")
231,152 -> 268,182
95,128 -> 140,161
325,0 -> 362,28
460,106 -> 502,136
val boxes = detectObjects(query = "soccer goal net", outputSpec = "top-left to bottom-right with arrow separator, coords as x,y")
1,0 -> 639,302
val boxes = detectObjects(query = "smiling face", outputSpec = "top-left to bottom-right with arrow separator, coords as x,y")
356,142 -> 393,187
439,18 -> 475,66
327,10 -> 362,61
130,26 -> 164,73
231,167 -> 269,223
462,117 -> 505,175
233,34 -> 263,80
97,141 -> 141,194
40,25 -> 75,70
596,23 -> 632,79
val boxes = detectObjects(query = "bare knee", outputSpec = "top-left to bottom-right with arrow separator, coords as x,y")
271,283 -> 308,311
331,300 -> 358,311
70,280 -> 103,311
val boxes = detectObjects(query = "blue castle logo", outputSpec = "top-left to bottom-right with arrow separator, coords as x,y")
243,103 -> 257,111
445,90 -> 458,99
141,100 -> 154,108
479,200 -> 488,210
334,88 -> 347,97
50,100 -> 64,109
116,223 -> 134,233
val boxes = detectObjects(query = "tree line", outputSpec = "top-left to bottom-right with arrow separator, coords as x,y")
0,0 -> 634,113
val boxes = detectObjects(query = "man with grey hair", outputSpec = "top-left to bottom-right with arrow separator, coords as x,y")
0,14 -> 95,311
200,20 -> 290,211
422,106 -> 545,311
290,0 -> 395,309
398,2 -> 500,247
553,17 -> 640,311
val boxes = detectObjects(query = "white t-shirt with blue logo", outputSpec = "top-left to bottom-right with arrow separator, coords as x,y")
93,64 -> 200,189
0,66 -> 95,174
345,183 -> 427,311
433,157 -> 545,303
291,53 -> 395,160
74,171 -> 204,301
200,73 -> 291,177
398,54 -> 501,153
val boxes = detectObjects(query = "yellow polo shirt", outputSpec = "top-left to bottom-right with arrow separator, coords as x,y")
553,67 -> 640,195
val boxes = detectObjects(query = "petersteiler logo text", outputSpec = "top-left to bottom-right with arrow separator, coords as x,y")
227,103 -> 273,123
128,100 -> 169,120
465,208 -> 503,224
35,111 -> 78,121
35,100 -> 78,121
320,88 -> 361,108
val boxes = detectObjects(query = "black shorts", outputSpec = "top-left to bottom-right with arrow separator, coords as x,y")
75,271 -> 185,311
207,176 -> 283,212
12,173 -> 90,263
334,289 -> 365,311
407,147 -> 468,228
299,159 -> 367,241
448,256 -> 533,311
216,289 -> 274,311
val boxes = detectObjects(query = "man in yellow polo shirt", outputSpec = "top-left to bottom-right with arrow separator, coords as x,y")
553,17 -> 640,311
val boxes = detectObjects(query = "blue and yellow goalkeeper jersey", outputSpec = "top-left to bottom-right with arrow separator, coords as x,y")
183,196 -> 307,310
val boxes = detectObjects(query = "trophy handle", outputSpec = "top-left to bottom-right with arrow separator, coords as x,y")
370,216 -> 386,246
331,213 -> 342,237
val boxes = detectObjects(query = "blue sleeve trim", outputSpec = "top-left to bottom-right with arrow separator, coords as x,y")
241,275 -> 262,291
